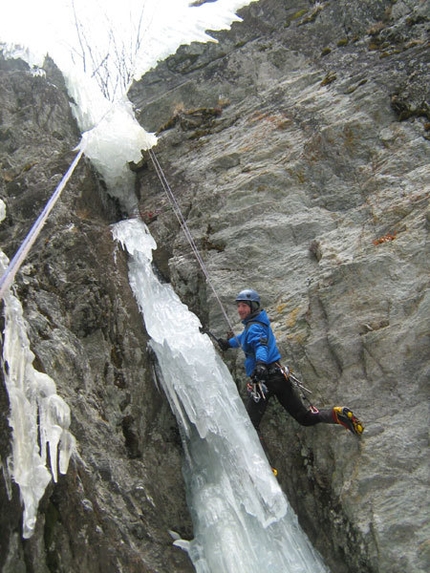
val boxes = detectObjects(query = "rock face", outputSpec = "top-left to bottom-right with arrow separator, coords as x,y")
129,1 -> 429,572
0,0 -> 429,572
0,54 -> 193,572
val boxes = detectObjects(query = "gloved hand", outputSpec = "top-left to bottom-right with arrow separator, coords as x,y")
252,362 -> 268,382
217,338 -> 231,351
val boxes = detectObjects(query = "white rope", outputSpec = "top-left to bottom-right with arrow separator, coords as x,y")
0,148 -> 85,300
148,148 -> 236,334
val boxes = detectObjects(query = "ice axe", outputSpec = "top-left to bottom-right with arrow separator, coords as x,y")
199,326 -> 225,350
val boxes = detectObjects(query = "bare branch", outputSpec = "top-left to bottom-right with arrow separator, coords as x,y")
70,1 -> 151,100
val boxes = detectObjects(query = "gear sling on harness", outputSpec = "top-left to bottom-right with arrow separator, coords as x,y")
277,363 -> 319,414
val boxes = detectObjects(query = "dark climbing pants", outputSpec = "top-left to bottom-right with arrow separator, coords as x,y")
246,368 -> 334,431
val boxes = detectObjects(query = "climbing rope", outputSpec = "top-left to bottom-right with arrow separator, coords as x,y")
148,148 -> 237,335
0,148 -> 85,300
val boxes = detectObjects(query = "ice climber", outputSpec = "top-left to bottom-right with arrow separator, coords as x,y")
217,289 -> 364,441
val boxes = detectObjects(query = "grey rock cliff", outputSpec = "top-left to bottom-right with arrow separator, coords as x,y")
129,1 -> 430,572
0,54 -> 193,572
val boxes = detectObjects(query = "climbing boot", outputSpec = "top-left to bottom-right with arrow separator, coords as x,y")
333,407 -> 364,436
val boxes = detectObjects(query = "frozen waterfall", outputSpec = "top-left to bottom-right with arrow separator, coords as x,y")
113,219 -> 329,573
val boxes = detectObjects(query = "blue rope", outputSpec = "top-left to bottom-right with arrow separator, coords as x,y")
0,148 -> 85,300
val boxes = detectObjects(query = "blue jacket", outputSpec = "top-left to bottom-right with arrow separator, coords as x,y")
228,309 -> 281,376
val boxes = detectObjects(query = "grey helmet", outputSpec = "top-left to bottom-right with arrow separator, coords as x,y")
235,289 -> 261,312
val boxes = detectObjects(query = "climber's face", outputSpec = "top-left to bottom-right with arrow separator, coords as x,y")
237,301 -> 251,321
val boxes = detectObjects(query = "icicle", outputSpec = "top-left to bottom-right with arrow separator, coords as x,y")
1,248 -> 76,538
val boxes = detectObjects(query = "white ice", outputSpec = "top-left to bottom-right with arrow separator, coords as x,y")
1,1 -> 257,213
0,1 -> 256,91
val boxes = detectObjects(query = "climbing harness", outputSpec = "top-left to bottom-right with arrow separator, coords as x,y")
0,148 -> 85,300
277,363 -> 319,413
148,148 -> 237,336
